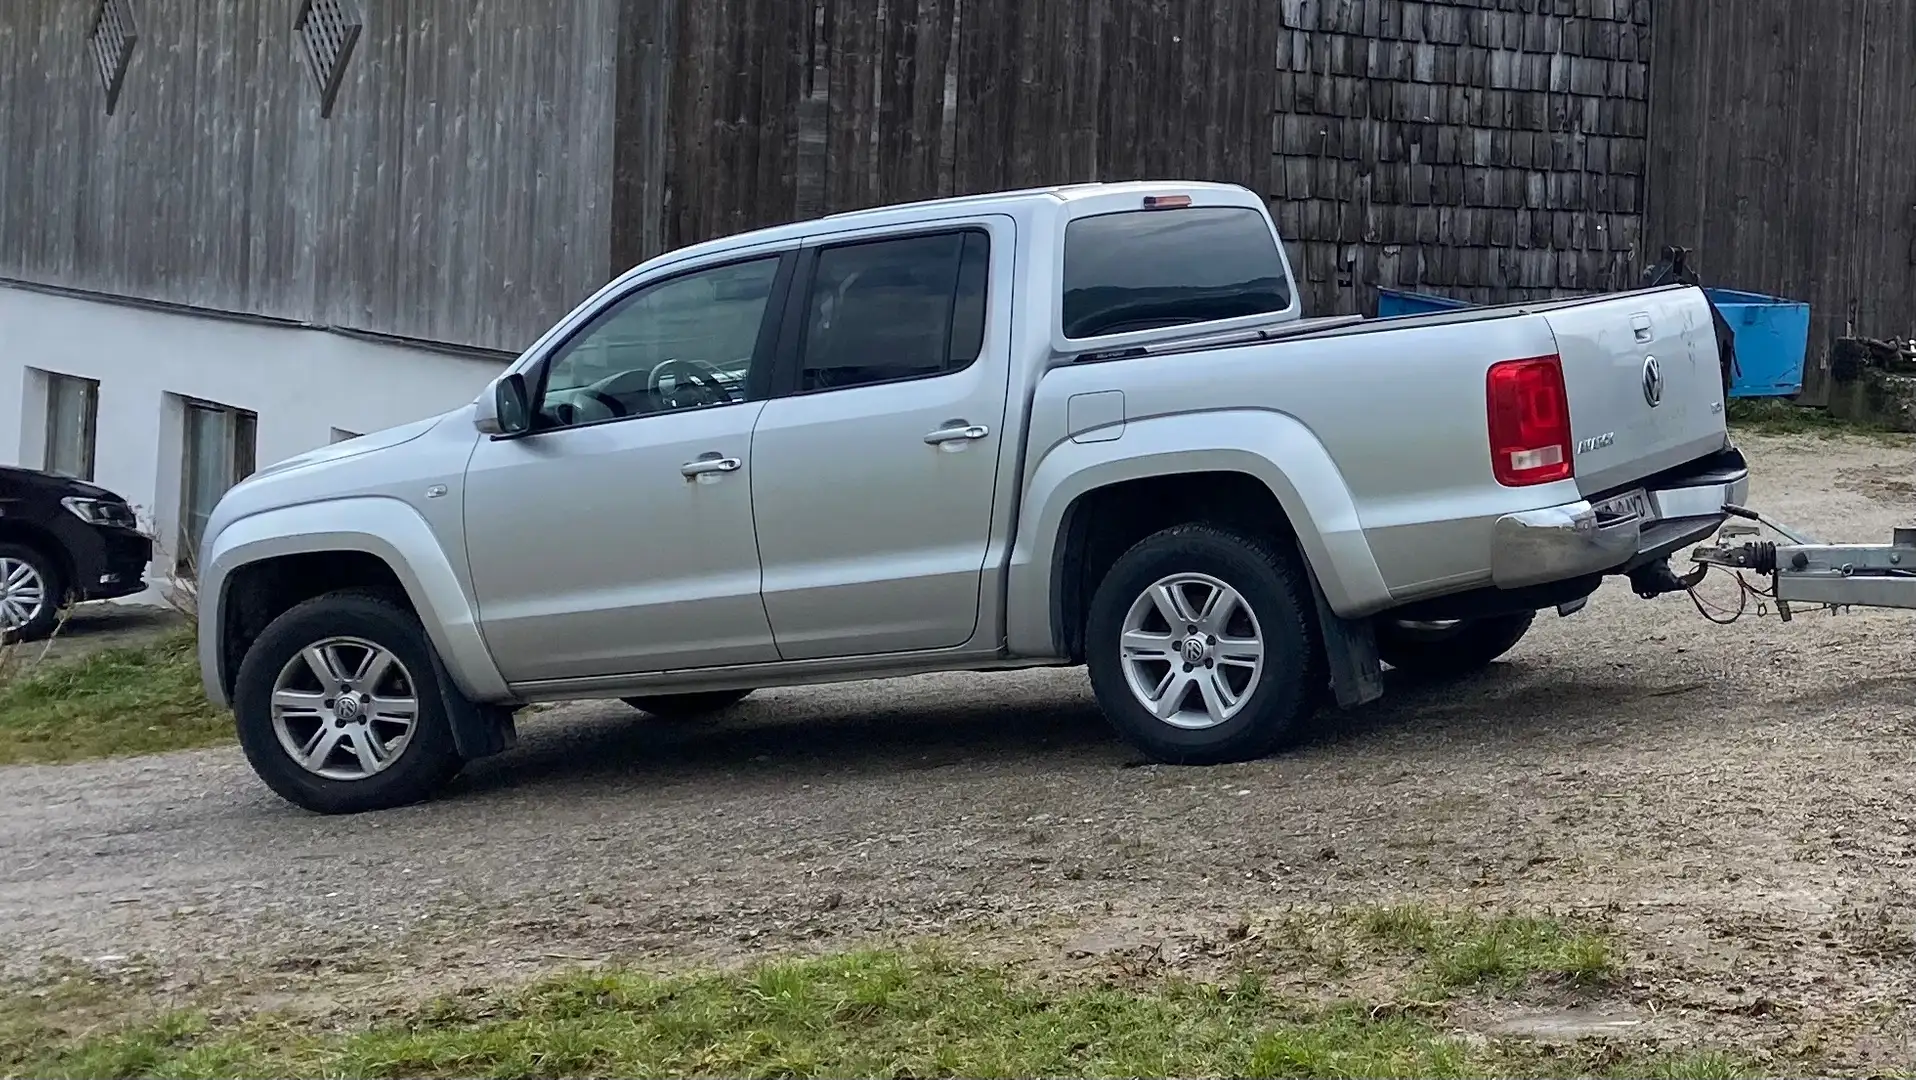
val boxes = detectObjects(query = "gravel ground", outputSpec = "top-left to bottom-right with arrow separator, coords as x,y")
4,431 -> 1916,1061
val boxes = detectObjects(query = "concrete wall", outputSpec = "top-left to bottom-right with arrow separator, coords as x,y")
0,285 -> 504,586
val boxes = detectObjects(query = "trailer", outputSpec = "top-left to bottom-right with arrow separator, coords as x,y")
1688,505 -> 1916,620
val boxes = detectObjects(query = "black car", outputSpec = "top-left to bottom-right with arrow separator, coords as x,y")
0,465 -> 154,642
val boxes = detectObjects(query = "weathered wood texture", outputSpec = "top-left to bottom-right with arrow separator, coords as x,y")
1647,0 -> 1916,405
0,0 -> 616,354
1273,0 -> 1651,316
614,0 -> 1284,273
613,0 -> 1651,318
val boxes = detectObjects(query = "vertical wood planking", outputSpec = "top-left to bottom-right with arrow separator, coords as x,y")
0,0 -> 615,354
1647,0 -> 1914,404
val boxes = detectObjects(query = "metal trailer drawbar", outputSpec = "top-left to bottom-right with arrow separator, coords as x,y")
1688,504 -> 1916,619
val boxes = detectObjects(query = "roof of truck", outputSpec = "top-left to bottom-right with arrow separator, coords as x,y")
616,180 -> 1259,283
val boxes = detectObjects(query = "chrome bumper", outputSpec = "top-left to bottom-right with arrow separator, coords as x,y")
1491,455 -> 1752,590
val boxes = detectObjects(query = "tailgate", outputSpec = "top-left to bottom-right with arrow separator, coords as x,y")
1543,286 -> 1729,495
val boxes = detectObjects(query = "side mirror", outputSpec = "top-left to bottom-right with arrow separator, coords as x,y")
475,373 -> 532,437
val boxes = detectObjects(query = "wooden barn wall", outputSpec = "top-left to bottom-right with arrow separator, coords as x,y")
0,0 -> 616,354
1647,0 -> 1916,405
614,0 -> 1652,318
613,0 -> 1282,274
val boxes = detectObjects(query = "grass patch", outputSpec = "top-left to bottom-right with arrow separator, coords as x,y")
0,949 -> 1758,1079
0,629 -> 228,765
1726,397 -> 1904,439
1355,907 -> 1618,994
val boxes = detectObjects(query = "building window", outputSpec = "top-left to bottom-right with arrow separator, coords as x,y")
88,0 -> 139,115
42,373 -> 100,481
294,0 -> 363,118
178,400 -> 257,576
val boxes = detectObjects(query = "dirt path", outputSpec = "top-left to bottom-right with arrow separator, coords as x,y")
4,432 -> 1915,1065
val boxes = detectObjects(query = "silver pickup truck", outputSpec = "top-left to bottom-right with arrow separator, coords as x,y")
198,180 -> 1748,813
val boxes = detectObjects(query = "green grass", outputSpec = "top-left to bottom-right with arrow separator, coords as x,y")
0,629 -> 229,765
1726,397 -> 1903,438
0,948 -> 1758,1080
1354,907 -> 1618,994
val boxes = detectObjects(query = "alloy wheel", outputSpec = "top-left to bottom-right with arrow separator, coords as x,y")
270,636 -> 420,781
1117,572 -> 1266,730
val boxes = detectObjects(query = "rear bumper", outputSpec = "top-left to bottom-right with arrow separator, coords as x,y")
1490,446 -> 1751,589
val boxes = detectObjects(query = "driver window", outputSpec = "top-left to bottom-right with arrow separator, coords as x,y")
537,255 -> 781,430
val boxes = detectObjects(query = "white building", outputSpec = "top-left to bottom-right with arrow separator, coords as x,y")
1,285 -> 503,585
1,0 -> 622,589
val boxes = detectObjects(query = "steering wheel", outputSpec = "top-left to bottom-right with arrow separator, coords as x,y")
648,358 -> 732,410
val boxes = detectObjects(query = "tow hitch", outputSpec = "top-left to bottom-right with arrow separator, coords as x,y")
1687,503 -> 1916,621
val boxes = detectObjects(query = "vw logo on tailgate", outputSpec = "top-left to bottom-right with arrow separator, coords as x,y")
1641,356 -> 1664,407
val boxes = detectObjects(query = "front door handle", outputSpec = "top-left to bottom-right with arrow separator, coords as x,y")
681,453 -> 741,479
924,423 -> 990,446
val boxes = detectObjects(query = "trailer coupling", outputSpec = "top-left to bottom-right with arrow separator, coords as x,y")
1689,504 -> 1916,620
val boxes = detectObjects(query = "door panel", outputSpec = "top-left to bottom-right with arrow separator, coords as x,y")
464,253 -> 787,683
751,221 -> 1013,660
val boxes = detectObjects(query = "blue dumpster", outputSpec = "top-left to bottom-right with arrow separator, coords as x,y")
1374,287 -> 1808,398
1376,287 -> 1472,319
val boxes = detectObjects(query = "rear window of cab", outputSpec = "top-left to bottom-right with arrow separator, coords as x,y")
1060,206 -> 1292,339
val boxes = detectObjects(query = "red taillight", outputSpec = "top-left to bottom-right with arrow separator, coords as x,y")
1486,355 -> 1573,487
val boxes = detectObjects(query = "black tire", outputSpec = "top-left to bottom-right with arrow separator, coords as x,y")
232,591 -> 465,814
0,541 -> 64,644
1375,611 -> 1536,677
1084,524 -> 1325,765
621,688 -> 754,719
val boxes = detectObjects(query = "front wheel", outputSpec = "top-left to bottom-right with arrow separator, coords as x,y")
232,591 -> 465,814
0,543 -> 63,643
621,688 -> 754,719
1375,611 -> 1536,677
1085,524 -> 1325,765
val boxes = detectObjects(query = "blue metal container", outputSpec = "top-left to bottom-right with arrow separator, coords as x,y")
1700,288 -> 1809,398
1376,287 -> 1472,320
1374,286 -> 1808,398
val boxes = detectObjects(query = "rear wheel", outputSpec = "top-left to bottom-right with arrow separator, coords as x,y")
1084,524 -> 1324,765
233,591 -> 464,814
0,543 -> 63,644
621,688 -> 754,719
1375,611 -> 1536,677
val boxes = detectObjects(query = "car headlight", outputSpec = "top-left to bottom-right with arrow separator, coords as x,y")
62,497 -> 138,528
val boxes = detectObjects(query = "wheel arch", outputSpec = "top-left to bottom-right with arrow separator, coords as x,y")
1005,410 -> 1392,657
200,498 -> 509,708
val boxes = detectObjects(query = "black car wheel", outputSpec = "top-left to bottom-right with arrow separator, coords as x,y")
0,542 -> 64,643
1375,611 -> 1536,677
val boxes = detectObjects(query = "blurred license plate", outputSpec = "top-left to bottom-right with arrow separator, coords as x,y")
1593,489 -> 1650,523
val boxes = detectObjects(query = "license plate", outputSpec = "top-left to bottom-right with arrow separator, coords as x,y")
1593,489 -> 1650,524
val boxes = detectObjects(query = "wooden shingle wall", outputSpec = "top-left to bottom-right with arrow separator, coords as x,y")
615,0 -> 1653,318
0,0 -> 617,354
1272,0 -> 1652,317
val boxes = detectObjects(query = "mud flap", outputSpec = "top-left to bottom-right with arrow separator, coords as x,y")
430,649 -> 519,760
1308,569 -> 1384,709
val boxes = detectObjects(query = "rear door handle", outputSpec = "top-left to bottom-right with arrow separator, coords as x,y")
924,423 -> 990,445
1631,313 -> 1653,343
681,453 -> 741,479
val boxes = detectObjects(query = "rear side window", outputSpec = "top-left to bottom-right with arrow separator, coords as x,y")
797,229 -> 990,392
1061,206 -> 1291,339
